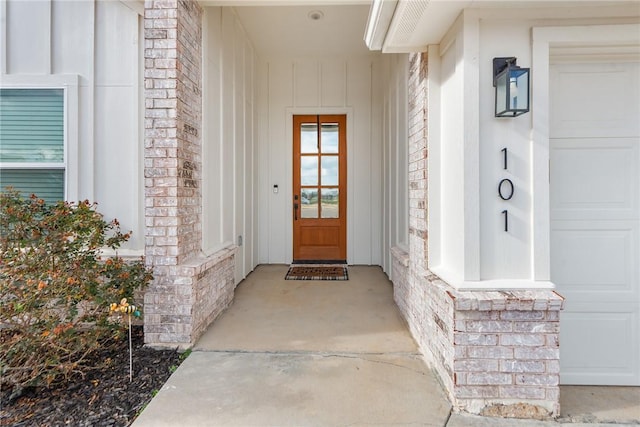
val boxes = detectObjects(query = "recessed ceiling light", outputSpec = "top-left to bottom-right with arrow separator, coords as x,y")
308,10 -> 324,21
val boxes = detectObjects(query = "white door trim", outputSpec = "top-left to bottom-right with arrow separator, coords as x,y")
531,23 -> 640,281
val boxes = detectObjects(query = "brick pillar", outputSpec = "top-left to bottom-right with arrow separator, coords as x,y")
144,0 -> 201,267
143,0 -> 236,347
393,51 -> 563,419
408,52 -> 429,280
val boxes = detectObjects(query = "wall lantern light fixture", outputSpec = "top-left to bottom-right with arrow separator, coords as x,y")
493,57 -> 530,117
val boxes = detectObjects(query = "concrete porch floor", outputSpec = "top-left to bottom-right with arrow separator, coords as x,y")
132,265 -> 640,426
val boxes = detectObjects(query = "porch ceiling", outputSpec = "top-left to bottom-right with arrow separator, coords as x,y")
201,1 -> 375,57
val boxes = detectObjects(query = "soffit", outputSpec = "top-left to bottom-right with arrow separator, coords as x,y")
367,0 -> 640,53
202,1 -> 375,57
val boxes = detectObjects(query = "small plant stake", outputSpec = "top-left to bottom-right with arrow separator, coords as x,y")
110,298 -> 141,382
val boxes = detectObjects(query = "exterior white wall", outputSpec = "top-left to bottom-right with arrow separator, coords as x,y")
380,54 -> 409,275
435,20 -> 466,283
203,7 -> 257,282
427,4 -> 639,288
429,14 -> 480,284
1,0 -> 144,252
256,54 -> 384,265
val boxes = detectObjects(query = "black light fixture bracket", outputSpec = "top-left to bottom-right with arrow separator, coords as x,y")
493,57 -> 517,87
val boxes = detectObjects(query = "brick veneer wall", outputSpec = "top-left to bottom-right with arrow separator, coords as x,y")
143,0 -> 236,347
391,51 -> 564,419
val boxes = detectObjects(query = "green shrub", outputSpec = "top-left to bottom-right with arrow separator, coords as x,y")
0,190 -> 152,395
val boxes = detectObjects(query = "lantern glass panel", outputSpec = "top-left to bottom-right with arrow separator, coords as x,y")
509,68 -> 529,112
495,71 -> 508,116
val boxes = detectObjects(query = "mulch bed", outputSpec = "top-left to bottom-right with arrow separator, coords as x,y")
1,326 -> 184,427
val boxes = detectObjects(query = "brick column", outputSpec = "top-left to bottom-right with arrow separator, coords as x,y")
143,0 -> 236,347
407,52 -> 429,280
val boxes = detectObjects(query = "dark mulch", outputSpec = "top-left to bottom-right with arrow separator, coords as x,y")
1,326 -> 184,427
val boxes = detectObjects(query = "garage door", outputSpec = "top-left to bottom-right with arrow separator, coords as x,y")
550,58 -> 640,385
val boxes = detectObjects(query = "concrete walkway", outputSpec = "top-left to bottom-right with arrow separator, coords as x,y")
132,265 -> 640,427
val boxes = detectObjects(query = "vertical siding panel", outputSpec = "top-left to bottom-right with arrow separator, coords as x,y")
245,39 -> 255,272
384,100 -> 392,272
267,60 -> 293,262
370,59 -> 383,265
347,58 -> 372,264
294,60 -> 318,107
221,7 -> 235,245
52,0 -> 93,77
94,2 -> 140,247
320,59 -> 345,107
52,0 -> 95,201
0,0 -> 6,74
203,6 -> 223,252
234,19 -> 245,282
257,60 -> 270,263
6,0 -> 51,73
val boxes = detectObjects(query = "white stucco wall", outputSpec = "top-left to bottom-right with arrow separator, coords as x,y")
255,54 -> 384,265
203,6 -> 258,282
427,4 -> 639,288
1,0 -> 145,252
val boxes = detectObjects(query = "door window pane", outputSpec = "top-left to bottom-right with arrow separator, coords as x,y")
321,123 -> 338,153
321,156 -> 338,186
301,123 -> 318,154
321,189 -> 339,219
301,156 -> 318,186
301,189 -> 318,218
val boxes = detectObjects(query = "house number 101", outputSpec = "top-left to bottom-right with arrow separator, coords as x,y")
499,148 -> 514,232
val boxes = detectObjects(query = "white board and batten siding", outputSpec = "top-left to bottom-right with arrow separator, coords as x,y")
256,56 -> 384,266
202,6 -> 258,283
550,56 -> 640,385
1,0 -> 144,253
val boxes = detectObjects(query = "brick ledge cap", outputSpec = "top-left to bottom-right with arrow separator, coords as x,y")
426,271 -> 564,311
390,246 -> 409,267
172,246 -> 238,275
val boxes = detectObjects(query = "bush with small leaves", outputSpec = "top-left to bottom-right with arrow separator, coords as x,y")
0,190 -> 153,397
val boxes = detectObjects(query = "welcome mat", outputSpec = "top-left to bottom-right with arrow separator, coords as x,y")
285,265 -> 348,281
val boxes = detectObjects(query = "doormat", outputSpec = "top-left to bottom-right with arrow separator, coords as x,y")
285,265 -> 348,281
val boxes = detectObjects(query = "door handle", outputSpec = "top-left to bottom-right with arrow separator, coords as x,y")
294,203 -> 299,220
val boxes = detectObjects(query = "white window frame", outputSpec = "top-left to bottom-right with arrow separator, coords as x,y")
0,74 -> 79,201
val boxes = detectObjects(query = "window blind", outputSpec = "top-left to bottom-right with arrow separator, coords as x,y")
0,169 -> 64,204
0,88 -> 65,203
0,89 -> 64,163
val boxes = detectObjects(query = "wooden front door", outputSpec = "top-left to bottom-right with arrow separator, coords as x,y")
293,115 -> 347,262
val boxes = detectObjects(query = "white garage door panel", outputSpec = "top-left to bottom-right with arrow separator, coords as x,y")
551,57 -> 640,385
561,309 -> 639,385
551,227 -> 634,292
550,139 -> 638,219
550,62 -> 640,138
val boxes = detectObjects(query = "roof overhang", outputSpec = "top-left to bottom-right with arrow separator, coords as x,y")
364,0 -> 470,53
365,0 -> 640,53
363,0 -> 399,51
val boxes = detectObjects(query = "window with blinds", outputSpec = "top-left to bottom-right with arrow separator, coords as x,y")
0,88 -> 65,203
